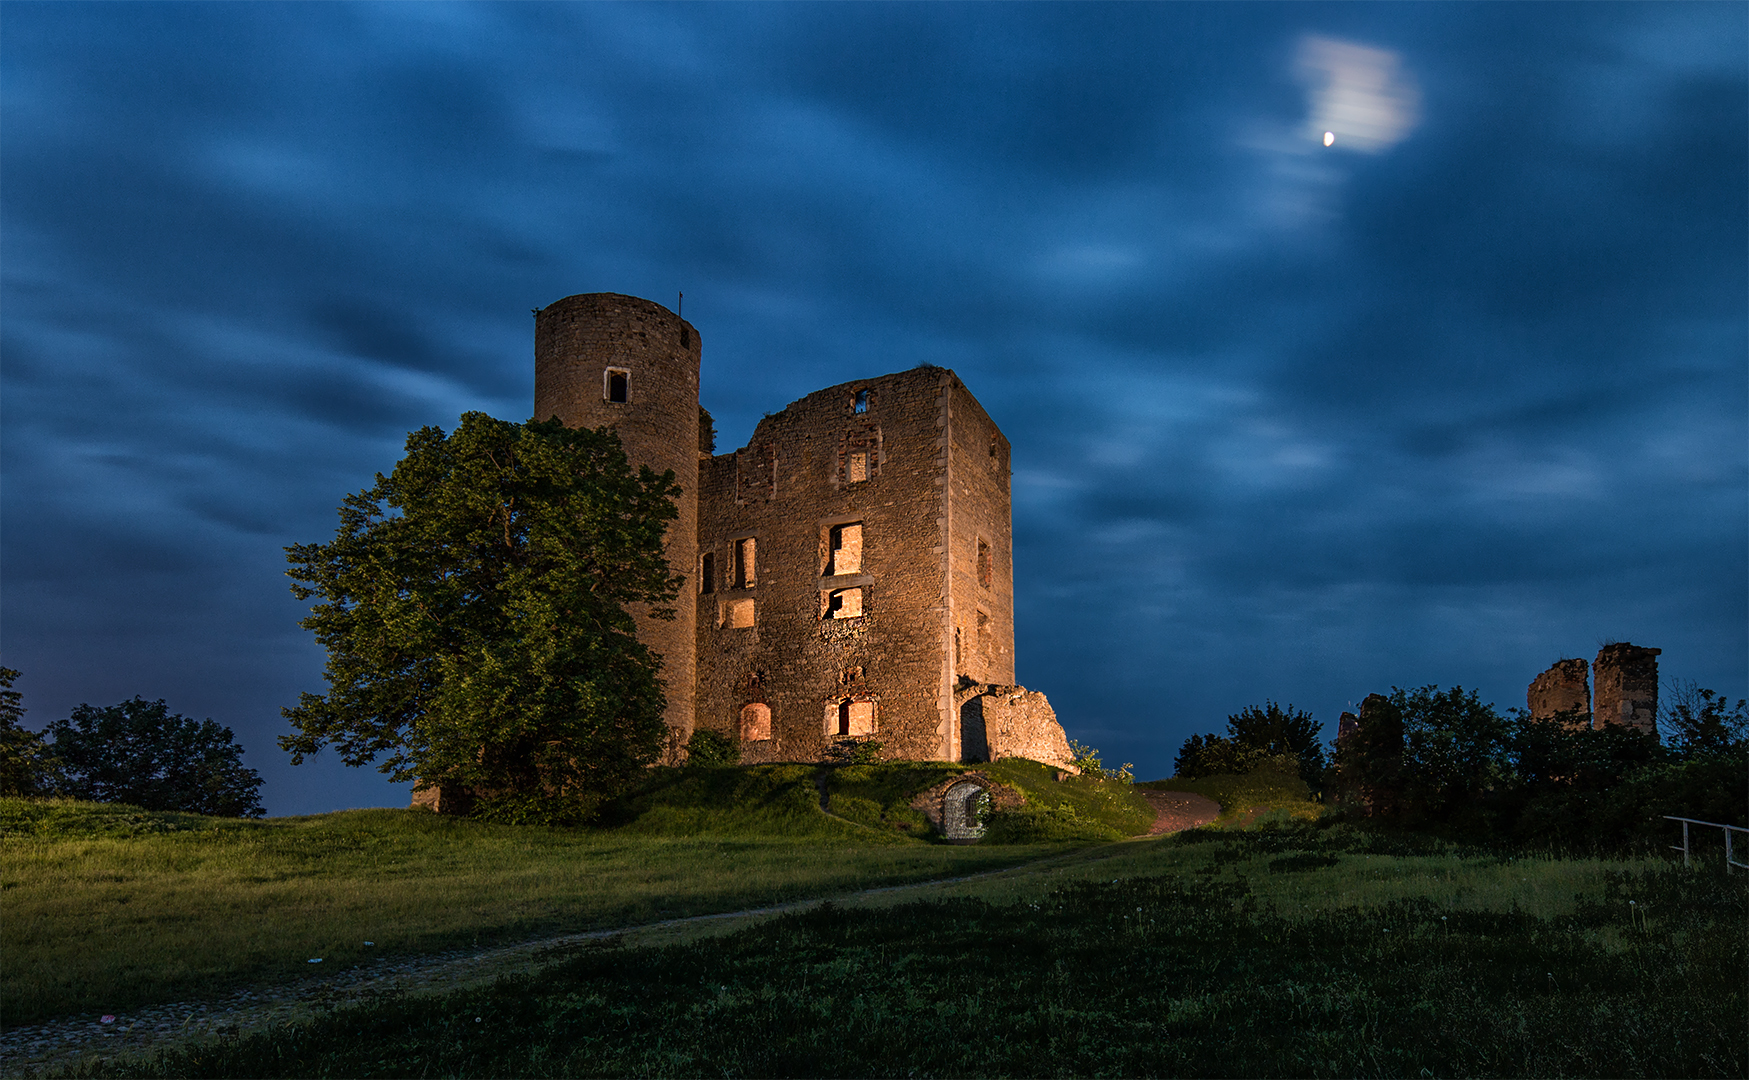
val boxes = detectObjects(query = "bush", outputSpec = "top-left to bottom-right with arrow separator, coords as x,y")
981,801 -> 1124,843
685,728 -> 737,768
1068,739 -> 1133,782
1175,701 -> 1326,794
46,698 -> 263,818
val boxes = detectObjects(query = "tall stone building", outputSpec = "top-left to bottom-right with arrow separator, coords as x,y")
532,292 -> 1072,768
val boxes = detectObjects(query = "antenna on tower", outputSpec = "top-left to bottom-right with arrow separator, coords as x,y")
678,291 -> 683,318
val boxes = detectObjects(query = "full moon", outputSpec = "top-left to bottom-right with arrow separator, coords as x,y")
1323,131 -> 1335,147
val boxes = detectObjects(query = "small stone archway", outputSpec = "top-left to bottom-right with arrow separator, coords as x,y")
941,779 -> 990,840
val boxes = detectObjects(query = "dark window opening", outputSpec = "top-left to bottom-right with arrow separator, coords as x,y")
700,552 -> 715,594
607,370 -> 629,403
977,540 -> 992,588
837,700 -> 852,737
853,389 -> 869,414
735,537 -> 756,588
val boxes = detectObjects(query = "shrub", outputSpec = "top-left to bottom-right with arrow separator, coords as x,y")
685,728 -> 737,768
1067,739 -> 1133,782
1175,701 -> 1326,794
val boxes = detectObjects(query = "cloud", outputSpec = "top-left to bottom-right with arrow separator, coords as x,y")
1296,35 -> 1422,152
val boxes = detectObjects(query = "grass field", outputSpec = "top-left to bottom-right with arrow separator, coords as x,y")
2,762 -> 1111,1026
64,824 -> 1746,1079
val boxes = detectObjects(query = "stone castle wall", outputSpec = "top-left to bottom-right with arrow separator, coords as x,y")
533,294 -> 700,757
1592,643 -> 1660,734
1528,658 -> 1590,727
1522,645 -> 1660,734
693,367 -> 984,762
518,294 -> 1040,773
954,681 -> 1076,772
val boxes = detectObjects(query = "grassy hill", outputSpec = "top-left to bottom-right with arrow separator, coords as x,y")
1,759 -> 1152,1026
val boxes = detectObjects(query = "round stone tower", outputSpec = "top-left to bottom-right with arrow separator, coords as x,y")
534,293 -> 700,758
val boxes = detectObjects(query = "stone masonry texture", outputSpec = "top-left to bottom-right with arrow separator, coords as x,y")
1592,643 -> 1661,735
534,294 -> 701,760
1527,658 -> 1591,727
522,293 -> 1073,772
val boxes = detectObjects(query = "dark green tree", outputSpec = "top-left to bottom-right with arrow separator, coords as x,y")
1658,681 -> 1748,758
281,413 -> 682,824
1174,701 -> 1325,790
1331,693 -> 1405,820
46,698 -> 264,817
1392,685 -> 1510,825
0,667 -> 64,798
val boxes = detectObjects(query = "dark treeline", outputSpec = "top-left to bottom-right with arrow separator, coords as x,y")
1177,683 -> 1747,851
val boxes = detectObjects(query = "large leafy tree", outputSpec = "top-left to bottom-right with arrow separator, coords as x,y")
0,667 -> 64,798
1174,701 -> 1326,791
281,413 -> 681,823
46,698 -> 265,817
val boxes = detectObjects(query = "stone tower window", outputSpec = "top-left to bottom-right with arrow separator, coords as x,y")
837,424 -> 881,486
726,598 -> 755,629
829,699 -> 876,737
977,539 -> 992,589
699,552 -> 715,594
854,389 -> 870,414
734,537 -> 756,588
740,703 -> 771,742
824,586 -> 864,619
604,368 -> 630,404
828,523 -> 863,575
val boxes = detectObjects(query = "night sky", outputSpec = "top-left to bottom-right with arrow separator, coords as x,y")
4,3 -> 1744,816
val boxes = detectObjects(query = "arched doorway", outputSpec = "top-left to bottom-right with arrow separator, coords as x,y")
941,780 -> 989,840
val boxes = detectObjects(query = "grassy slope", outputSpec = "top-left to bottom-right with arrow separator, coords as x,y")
0,777 -> 1073,1026
1137,759 -> 1323,826
823,757 -> 1157,841
73,827 -> 1746,1079
2,762 -> 1152,1025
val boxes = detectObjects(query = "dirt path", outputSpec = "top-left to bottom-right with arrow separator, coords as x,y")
0,844 -> 1124,1077
1140,790 -> 1221,835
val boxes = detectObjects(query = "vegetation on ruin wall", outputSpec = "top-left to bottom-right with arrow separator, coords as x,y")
0,797 -> 1067,1026
75,827 -> 1745,1079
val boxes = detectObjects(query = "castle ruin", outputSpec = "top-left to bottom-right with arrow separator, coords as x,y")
1525,643 -> 1661,734
527,292 -> 1074,770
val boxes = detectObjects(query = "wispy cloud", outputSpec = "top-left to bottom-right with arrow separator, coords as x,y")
1296,35 -> 1421,153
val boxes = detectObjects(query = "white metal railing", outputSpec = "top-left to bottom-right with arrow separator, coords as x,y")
1665,816 -> 1749,871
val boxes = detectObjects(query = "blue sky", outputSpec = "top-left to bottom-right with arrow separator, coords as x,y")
3,2 -> 1743,815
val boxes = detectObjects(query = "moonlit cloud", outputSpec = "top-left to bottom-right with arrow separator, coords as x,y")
1297,35 -> 1422,152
